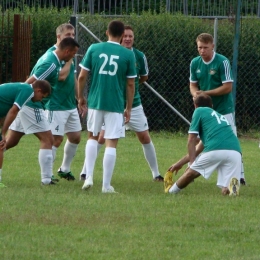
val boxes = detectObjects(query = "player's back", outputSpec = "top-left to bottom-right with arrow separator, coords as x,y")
83,41 -> 136,113
191,107 -> 241,153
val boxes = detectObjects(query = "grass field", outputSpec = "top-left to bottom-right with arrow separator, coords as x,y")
0,131 -> 260,260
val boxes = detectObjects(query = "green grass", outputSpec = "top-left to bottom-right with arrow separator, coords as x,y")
0,131 -> 259,260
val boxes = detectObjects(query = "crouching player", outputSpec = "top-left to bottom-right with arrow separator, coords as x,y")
166,93 -> 241,196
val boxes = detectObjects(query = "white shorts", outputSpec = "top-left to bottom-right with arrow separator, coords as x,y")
125,105 -> 149,132
9,105 -> 50,134
190,150 -> 241,188
224,113 -> 237,136
87,109 -> 124,139
45,108 -> 82,136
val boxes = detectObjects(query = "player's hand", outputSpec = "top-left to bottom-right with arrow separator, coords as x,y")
168,163 -> 183,175
124,109 -> 131,124
0,137 -> 7,150
78,98 -> 87,118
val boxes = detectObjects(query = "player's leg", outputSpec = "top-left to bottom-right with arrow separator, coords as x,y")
6,111 -> 25,150
169,151 -> 220,194
224,113 -> 245,185
0,134 -> 6,187
80,127 -> 104,181
19,106 -> 54,185
53,109 -> 81,180
82,109 -> 103,190
216,150 -> 241,196
101,112 -> 123,193
34,130 -> 54,185
129,105 -> 163,181
169,167 -> 200,193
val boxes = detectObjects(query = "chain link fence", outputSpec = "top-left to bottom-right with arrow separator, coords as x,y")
75,14 -> 260,134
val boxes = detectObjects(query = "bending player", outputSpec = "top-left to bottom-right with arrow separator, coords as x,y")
165,93 -> 241,196
0,80 -> 51,187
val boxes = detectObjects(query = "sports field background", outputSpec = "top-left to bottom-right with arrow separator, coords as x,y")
1,131 -> 259,259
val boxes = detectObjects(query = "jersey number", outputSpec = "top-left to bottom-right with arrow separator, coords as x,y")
99,54 -> 119,76
55,125 -> 59,132
211,111 -> 230,125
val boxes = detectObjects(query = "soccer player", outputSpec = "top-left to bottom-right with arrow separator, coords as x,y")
6,37 -> 79,185
45,23 -> 82,182
189,33 -> 245,185
166,93 -> 241,196
0,80 -> 51,187
81,25 -> 163,182
78,20 -> 136,193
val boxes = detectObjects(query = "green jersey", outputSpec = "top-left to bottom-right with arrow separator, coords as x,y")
45,45 -> 76,110
26,51 -> 61,109
189,107 -> 241,153
0,82 -> 34,117
80,41 -> 137,113
131,48 -> 149,108
190,52 -> 234,114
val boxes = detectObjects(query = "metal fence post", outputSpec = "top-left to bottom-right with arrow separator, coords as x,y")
232,0 -> 242,108
213,18 -> 218,52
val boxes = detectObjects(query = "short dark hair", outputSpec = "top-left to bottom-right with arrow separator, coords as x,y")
59,37 -> 80,50
108,20 -> 125,37
194,93 -> 213,108
32,80 -> 51,95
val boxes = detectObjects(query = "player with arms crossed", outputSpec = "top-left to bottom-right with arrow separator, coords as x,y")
165,93 -> 241,196
78,20 -> 136,193
45,23 -> 82,182
6,38 -> 79,185
82,25 -> 163,182
189,33 -> 245,185
0,80 -> 51,187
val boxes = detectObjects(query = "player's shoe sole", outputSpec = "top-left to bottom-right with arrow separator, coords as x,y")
164,171 -> 174,193
153,175 -> 164,182
82,176 -> 93,190
229,177 -> 240,196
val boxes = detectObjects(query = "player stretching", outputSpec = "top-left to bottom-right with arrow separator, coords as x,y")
189,33 -> 246,185
6,38 -> 79,185
78,20 -> 136,193
0,80 -> 51,187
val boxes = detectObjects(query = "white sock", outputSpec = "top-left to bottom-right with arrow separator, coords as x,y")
142,142 -> 160,178
241,160 -> 245,179
60,140 -> 78,173
84,139 -> 98,178
52,146 -> 58,162
102,147 -> 116,189
0,169 -> 2,182
39,149 -> 53,184
169,183 -> 181,194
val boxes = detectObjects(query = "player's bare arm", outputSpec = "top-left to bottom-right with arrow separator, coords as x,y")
0,105 -> 20,149
139,75 -> 148,84
58,59 -> 73,81
25,76 -> 37,84
124,77 -> 135,124
190,82 -> 199,99
188,134 -> 201,165
168,140 -> 204,173
196,82 -> 232,96
77,68 -> 88,116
